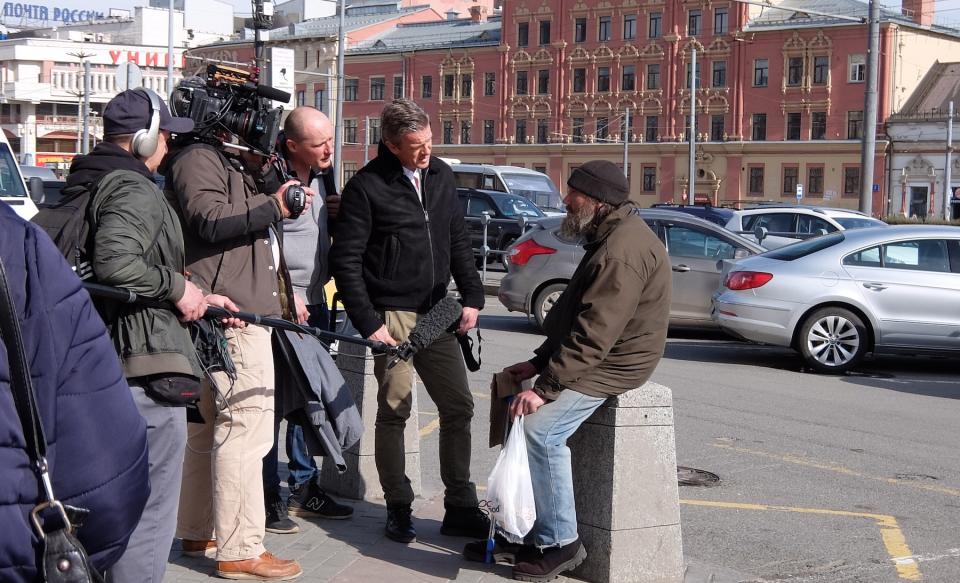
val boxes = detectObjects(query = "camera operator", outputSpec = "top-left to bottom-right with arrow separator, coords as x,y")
259,107 -> 353,535
166,78 -> 311,580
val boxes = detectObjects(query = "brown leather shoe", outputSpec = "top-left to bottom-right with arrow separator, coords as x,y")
181,539 -> 217,558
215,552 -> 302,580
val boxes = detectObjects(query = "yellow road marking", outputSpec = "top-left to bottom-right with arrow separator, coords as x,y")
681,499 -> 920,580
417,390 -> 489,437
712,442 -> 960,498
419,418 -> 440,437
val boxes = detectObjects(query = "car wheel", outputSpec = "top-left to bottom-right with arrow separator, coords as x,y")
499,237 -> 517,266
797,307 -> 868,374
533,283 -> 566,329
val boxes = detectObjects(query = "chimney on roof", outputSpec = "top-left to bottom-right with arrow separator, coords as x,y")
446,9 -> 459,20
469,5 -> 487,23
902,0 -> 934,26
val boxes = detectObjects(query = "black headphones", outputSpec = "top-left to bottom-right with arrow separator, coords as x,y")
131,88 -> 161,159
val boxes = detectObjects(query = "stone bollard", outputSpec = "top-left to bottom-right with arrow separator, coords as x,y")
318,339 -> 421,501
569,382 -> 683,583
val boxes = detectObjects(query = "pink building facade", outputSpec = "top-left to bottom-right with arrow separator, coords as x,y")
339,1 -> 960,214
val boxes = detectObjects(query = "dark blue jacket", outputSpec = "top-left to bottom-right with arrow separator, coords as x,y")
0,203 -> 149,582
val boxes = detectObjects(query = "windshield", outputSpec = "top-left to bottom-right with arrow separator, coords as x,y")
834,217 -> 886,230
762,232 -> 846,261
0,144 -> 27,198
501,172 -> 564,211
499,196 -> 545,218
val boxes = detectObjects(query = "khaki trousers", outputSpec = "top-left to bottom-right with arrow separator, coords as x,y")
373,310 -> 478,509
176,325 -> 275,561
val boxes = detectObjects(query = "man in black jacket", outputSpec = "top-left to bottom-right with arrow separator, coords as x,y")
330,98 -> 487,543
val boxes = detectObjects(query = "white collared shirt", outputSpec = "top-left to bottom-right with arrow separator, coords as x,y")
402,166 -> 422,203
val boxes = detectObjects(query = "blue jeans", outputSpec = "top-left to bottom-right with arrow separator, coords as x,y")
523,389 -> 607,548
263,303 -> 329,495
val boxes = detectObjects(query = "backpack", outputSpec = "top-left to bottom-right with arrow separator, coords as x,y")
31,169 -> 162,281
30,181 -> 99,280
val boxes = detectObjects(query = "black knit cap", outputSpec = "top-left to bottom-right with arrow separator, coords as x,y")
566,160 -> 629,205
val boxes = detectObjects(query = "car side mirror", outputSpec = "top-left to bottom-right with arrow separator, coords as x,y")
28,177 -> 45,203
734,247 -> 751,260
753,225 -> 768,244
517,215 -> 528,231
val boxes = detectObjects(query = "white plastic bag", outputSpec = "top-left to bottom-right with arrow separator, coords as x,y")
485,416 -> 536,542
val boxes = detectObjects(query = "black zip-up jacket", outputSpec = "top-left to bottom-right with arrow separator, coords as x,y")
330,142 -> 483,338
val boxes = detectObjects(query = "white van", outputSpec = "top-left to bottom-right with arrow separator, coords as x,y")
450,164 -> 565,216
0,132 -> 39,220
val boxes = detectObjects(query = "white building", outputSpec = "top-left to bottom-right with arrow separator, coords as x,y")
887,62 -> 960,220
21,7 -> 188,48
0,36 -> 187,171
147,0 -> 234,45
0,0 -> 240,171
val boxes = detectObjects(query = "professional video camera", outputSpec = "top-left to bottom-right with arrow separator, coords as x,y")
170,63 -> 290,156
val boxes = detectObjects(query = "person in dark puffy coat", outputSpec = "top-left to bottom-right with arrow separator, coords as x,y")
0,202 -> 149,582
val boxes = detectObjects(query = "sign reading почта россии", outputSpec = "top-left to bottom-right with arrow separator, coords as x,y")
2,2 -> 104,23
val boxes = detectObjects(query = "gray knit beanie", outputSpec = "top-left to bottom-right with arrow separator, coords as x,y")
566,160 -> 629,205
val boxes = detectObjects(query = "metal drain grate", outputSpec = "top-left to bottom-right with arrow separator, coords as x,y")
678,466 -> 721,487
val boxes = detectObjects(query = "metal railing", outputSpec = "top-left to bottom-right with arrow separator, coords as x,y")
476,212 -> 535,282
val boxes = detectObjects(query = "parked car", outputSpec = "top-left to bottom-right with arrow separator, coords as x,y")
712,225 -> 960,373
649,203 -> 736,227
458,188 -> 545,264
451,163 -> 565,216
20,165 -> 68,208
726,205 -> 886,249
498,209 -> 765,328
0,131 -> 39,220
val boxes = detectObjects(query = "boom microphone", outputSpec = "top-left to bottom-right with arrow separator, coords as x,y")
254,83 -> 292,104
388,296 -> 463,369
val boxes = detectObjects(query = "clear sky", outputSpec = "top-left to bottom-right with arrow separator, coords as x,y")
5,0 -> 960,30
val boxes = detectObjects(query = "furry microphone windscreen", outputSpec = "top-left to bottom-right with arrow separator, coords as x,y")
407,296 -> 463,350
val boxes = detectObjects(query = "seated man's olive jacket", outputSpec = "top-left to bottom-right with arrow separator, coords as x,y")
530,203 -> 672,399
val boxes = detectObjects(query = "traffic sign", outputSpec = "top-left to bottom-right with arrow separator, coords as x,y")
796,183 -> 804,200
115,62 -> 142,91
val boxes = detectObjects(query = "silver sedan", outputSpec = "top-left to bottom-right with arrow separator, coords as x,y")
712,225 -> 960,373
498,208 -> 765,329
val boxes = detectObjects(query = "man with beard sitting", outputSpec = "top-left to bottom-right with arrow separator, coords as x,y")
464,160 -> 673,582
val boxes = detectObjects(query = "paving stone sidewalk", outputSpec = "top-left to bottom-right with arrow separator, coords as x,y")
163,493 -> 754,582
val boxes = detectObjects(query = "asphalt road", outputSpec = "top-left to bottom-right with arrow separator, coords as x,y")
415,301 -> 960,583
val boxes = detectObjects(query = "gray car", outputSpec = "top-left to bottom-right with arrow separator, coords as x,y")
498,208 -> 765,329
712,225 -> 960,374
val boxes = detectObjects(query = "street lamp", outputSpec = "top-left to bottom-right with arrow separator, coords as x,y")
298,0 -> 349,189
334,0 -> 346,190
67,50 -> 94,154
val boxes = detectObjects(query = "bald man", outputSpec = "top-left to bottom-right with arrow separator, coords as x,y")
261,107 -> 353,534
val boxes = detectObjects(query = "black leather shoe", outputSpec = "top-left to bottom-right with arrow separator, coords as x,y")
441,505 -> 490,538
385,506 -> 416,543
512,539 -> 586,582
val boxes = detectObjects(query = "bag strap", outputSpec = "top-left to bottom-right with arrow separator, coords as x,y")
457,326 -> 482,372
0,256 -> 47,464
0,256 -> 72,531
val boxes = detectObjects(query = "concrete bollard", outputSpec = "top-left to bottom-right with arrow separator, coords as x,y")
318,339 -> 422,501
569,382 -> 683,583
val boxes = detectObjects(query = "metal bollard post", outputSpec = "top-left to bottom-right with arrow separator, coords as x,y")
480,211 -> 491,283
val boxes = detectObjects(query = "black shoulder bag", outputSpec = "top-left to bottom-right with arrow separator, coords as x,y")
0,257 -> 104,583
